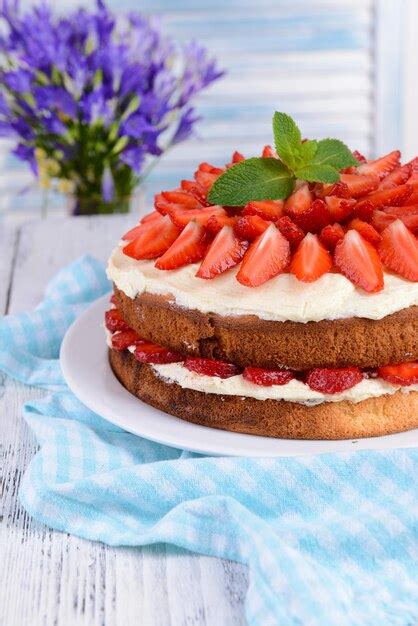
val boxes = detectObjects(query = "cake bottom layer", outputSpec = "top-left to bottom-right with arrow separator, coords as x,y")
109,349 -> 418,440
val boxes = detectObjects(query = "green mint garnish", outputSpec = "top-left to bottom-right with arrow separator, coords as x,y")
208,112 -> 360,206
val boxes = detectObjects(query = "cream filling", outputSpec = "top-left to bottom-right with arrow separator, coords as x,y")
150,361 -> 418,406
106,330 -> 417,405
107,244 -> 418,323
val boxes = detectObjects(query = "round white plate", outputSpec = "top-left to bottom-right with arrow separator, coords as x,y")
60,294 -> 418,457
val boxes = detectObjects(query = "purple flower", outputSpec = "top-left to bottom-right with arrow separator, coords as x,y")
0,0 -> 223,206
172,107 -> 200,145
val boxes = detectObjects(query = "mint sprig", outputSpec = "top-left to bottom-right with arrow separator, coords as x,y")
208,112 -> 360,206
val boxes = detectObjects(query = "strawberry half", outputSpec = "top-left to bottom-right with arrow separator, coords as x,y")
161,190 -> 201,209
334,230 -> 384,292
140,210 -> 162,224
123,214 -> 180,260
306,367 -> 364,394
320,223 -> 345,252
122,214 -> 164,241
290,233 -> 332,282
231,151 -> 245,163
339,173 -> 379,198
234,215 -> 270,241
293,199 -> 331,233
243,366 -> 294,386
134,342 -> 184,364
325,196 -> 355,222
236,224 -> 290,287
180,179 -> 209,205
184,357 -> 240,378
276,216 -> 305,249
206,214 -> 236,234
377,219 -> 418,281
348,218 -> 382,246
379,164 -> 411,190
261,145 -> 277,158
243,199 -> 284,221
111,329 -> 145,352
105,309 -> 129,332
378,362 -> 418,386
357,150 -> 400,179
155,221 -> 209,270
196,225 -> 248,279
168,205 -> 227,228
355,184 -> 412,211
284,183 -> 312,218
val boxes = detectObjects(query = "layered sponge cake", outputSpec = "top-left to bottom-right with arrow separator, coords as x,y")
106,132 -> 418,440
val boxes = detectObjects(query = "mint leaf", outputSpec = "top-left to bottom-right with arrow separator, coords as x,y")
208,158 -> 294,206
273,112 -> 302,170
299,140 -> 318,165
312,139 -> 359,170
294,164 -> 339,184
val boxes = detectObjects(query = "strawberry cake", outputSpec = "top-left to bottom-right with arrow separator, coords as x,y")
106,117 -> 418,440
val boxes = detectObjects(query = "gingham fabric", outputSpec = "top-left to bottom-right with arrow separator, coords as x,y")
1,256 -> 417,626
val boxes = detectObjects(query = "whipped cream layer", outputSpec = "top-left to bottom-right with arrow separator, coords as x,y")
151,362 -> 418,406
107,244 -> 418,322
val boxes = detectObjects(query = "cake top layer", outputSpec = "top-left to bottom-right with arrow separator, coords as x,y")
116,111 -> 418,293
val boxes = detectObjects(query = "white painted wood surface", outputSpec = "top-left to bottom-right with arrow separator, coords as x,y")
0,215 -> 248,626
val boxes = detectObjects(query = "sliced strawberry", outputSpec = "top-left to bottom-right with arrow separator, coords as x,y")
320,223 -> 345,251
353,200 -> 374,221
111,329 -> 145,352
339,174 -> 379,198
234,215 -> 270,241
325,196 -> 355,222
184,357 -> 240,379
161,190 -> 201,208
379,164 -> 411,189
122,214 -> 164,241
371,209 -> 396,232
243,366 -> 294,386
180,179 -> 209,205
318,181 -> 351,199
123,215 -> 181,260
378,362 -> 418,386
290,233 -> 332,282
134,342 -> 184,364
355,184 -> 412,211
348,218 -> 382,246
206,214 -> 236,234
382,205 -> 418,217
105,309 -> 129,332
352,150 -> 367,164
236,224 -> 291,287
293,199 -> 331,233
406,190 -> 418,205
110,294 -> 118,305
243,199 -> 284,221
168,205 -> 227,228
334,230 -> 384,292
377,219 -> 418,280
306,367 -> 364,394
196,225 -> 249,279
198,162 -> 223,174
357,150 -> 400,179
261,145 -> 277,158
155,221 -> 209,270
195,169 -> 221,190
140,211 -> 162,224
284,183 -> 312,218
276,216 -> 305,249
232,151 -> 245,163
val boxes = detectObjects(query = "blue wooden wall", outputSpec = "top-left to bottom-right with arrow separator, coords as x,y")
0,0 -> 404,218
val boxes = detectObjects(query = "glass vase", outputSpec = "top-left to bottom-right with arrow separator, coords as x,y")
66,187 -> 145,217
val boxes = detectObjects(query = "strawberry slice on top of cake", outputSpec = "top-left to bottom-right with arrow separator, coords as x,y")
106,112 -> 418,440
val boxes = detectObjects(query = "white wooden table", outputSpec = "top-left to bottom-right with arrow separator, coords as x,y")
0,216 -> 248,626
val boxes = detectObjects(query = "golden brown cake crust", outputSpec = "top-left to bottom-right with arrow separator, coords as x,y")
109,348 -> 418,440
113,287 -> 418,371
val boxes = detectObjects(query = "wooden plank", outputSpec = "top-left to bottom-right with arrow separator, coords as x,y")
0,222 -> 17,313
0,216 -> 248,626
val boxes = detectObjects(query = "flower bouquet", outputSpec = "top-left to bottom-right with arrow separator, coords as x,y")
0,1 -> 223,215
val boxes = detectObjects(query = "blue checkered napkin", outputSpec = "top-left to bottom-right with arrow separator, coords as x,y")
1,255 -> 417,626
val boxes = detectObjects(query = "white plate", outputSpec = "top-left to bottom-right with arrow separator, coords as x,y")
60,294 -> 418,457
